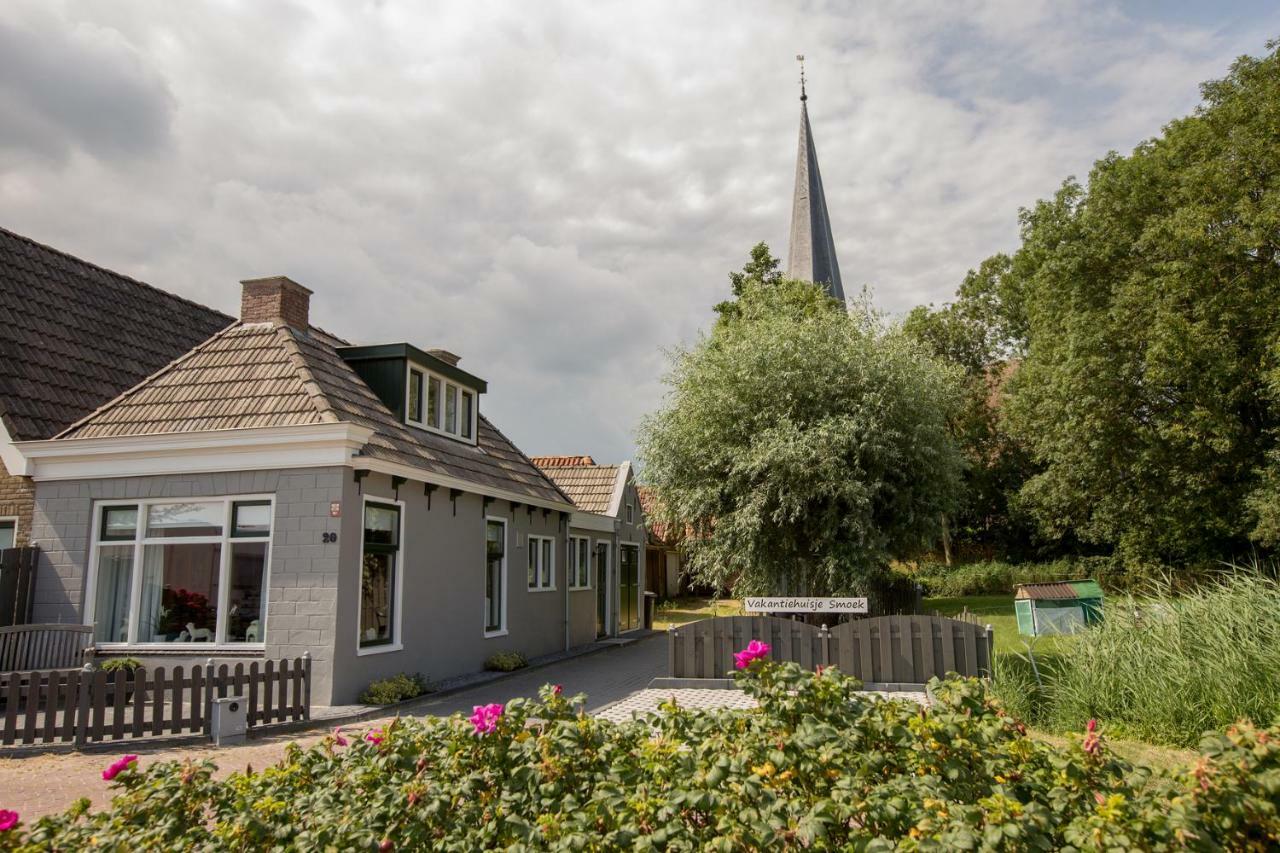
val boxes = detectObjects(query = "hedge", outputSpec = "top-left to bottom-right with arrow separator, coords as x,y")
2,661 -> 1278,850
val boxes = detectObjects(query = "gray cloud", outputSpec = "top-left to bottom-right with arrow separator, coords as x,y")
1,0 -> 1276,465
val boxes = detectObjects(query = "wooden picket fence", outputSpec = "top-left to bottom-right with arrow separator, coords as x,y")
668,615 -> 994,686
0,655 -> 311,748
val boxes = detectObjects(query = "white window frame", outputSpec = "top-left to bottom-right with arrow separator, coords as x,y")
84,496 -> 275,651
404,361 -> 478,445
626,501 -> 634,525
406,366 -> 425,424
568,535 -> 591,589
0,517 -> 16,550
484,516 -> 509,637
527,535 -> 556,592
356,495 -> 406,657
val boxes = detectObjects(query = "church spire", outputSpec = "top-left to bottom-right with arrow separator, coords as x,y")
786,56 -> 845,302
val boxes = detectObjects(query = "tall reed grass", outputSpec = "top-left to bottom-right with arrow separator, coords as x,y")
992,573 -> 1280,746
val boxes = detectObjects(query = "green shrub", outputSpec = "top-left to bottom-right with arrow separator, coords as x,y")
97,657 -> 143,674
483,651 -> 527,672
7,663 -> 1280,849
906,556 -> 1142,598
993,573 -> 1280,746
358,673 -> 429,706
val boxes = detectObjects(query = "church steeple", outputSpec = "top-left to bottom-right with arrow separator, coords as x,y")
786,56 -> 845,302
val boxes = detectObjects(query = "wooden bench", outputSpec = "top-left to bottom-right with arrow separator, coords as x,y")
0,624 -> 94,673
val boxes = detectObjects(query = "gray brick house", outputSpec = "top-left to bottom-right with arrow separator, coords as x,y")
5,254 -> 616,705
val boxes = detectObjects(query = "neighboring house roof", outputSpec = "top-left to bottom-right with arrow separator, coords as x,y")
0,225 -> 233,441
1015,580 -> 1105,601
58,322 -> 570,505
636,484 -> 693,547
532,458 -> 628,515
528,455 -> 596,468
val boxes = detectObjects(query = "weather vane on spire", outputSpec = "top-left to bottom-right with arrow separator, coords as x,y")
796,54 -> 807,101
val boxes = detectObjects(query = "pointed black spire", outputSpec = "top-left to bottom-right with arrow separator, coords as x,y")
785,57 -> 845,302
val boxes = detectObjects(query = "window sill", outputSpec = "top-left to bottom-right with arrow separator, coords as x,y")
527,587 -> 558,593
94,644 -> 266,655
357,642 -> 403,657
568,585 -> 592,592
483,629 -> 508,639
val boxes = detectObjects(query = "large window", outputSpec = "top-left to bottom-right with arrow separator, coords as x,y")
527,535 -> 554,591
88,498 -> 272,646
0,519 -> 15,550
568,536 -> 590,589
404,361 -> 477,444
360,501 -> 401,650
485,518 -> 506,635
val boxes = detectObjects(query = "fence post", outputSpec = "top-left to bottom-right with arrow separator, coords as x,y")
74,662 -> 93,748
984,624 -> 995,680
203,658 -> 215,737
302,651 -> 312,721
819,624 -> 830,668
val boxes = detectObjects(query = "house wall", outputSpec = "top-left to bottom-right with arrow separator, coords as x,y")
567,523 -> 607,647
327,472 -> 571,705
28,467 -> 345,704
0,455 -> 34,548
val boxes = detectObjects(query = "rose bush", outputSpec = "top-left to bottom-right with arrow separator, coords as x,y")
3,666 -> 1279,850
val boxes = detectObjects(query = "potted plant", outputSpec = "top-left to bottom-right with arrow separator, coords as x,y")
99,657 -> 145,705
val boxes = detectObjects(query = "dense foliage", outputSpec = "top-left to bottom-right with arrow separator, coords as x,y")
640,274 -> 964,596
994,574 -> 1280,747
484,651 -> 529,672
911,40 -> 1280,569
904,558 -> 1123,599
359,673 -> 430,706
6,663 -> 1280,849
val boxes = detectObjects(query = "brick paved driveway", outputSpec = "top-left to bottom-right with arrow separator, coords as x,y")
0,636 -> 666,822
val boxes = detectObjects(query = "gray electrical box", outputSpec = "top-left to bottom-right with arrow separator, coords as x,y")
211,696 -> 248,746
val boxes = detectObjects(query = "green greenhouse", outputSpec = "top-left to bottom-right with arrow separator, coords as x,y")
1014,580 -> 1104,637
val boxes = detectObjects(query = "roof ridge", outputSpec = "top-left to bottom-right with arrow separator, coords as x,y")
0,224 -> 235,324
480,415 -> 575,506
278,326 -> 341,424
53,320 -> 238,439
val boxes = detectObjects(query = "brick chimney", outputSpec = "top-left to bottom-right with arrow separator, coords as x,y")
427,348 -> 461,366
240,276 -> 312,330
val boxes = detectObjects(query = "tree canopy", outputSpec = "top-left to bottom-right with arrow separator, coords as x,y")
639,274 -> 964,596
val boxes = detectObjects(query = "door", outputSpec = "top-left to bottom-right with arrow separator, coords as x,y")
595,543 -> 609,638
619,544 -> 640,632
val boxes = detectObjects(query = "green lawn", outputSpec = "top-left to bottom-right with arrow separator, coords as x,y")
923,594 -> 1023,654
653,597 -> 743,630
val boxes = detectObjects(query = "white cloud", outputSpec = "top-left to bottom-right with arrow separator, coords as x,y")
1,0 -> 1275,464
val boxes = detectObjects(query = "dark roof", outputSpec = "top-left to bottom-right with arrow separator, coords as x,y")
785,97 -> 844,301
0,225 -> 233,440
60,322 -> 571,506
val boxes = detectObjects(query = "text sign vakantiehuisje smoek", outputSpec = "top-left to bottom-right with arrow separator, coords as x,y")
743,597 -> 868,614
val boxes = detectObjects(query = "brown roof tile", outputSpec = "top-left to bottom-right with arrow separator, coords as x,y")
533,461 -> 621,514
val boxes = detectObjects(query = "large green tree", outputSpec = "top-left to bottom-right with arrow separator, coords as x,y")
639,274 -> 964,596
987,41 -> 1280,565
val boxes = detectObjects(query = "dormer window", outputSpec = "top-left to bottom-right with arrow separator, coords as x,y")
404,363 -> 478,444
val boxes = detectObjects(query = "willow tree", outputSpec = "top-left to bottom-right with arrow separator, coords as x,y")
638,277 -> 964,597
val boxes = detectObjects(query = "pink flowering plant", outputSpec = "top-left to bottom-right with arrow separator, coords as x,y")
0,812 -> 17,832
101,755 -> 139,782
732,639 -> 771,670
3,664 -> 1280,850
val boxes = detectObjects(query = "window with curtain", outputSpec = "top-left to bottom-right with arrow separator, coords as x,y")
89,499 -> 273,646
361,502 -> 400,648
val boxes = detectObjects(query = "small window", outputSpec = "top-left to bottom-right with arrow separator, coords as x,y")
407,368 -> 424,423
232,501 -> 272,537
568,536 -> 590,589
100,506 -> 138,541
528,535 -> 554,590
361,502 -> 401,648
461,390 -> 474,440
427,376 -> 441,428
0,520 -> 14,551
445,383 -> 458,434
626,502 -> 634,524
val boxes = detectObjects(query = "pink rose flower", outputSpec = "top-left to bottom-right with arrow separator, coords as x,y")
0,810 -> 18,831
102,754 -> 138,782
364,729 -> 384,745
733,640 -> 771,670
551,685 -> 563,696
332,727 -> 348,746
1082,718 -> 1101,755
469,703 -> 504,735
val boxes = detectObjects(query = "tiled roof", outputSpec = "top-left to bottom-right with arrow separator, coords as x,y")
528,455 -> 596,467
534,461 -> 621,515
636,484 -> 690,546
0,225 -> 233,440
60,322 -> 571,506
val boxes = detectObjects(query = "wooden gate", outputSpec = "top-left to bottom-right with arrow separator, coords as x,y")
0,547 -> 38,628
667,615 -> 994,686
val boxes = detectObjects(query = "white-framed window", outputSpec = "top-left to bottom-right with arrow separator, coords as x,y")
626,501 -> 635,525
485,517 -> 508,636
568,535 -> 590,589
405,362 -> 477,444
358,497 -> 404,654
86,497 -> 273,648
527,535 -> 555,591
0,517 -> 16,551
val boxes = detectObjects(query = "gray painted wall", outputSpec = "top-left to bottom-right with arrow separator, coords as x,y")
29,468 -> 346,703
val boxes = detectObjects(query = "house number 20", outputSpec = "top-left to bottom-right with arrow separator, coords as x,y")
322,532 -> 338,544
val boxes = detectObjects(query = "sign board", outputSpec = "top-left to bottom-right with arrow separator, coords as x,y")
743,597 -> 868,614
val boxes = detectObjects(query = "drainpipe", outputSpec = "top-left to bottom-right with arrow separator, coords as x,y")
562,511 -> 571,651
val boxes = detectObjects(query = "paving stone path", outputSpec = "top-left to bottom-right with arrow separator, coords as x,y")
594,686 -> 928,723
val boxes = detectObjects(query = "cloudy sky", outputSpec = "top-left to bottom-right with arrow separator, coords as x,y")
2,1 -> 1276,465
